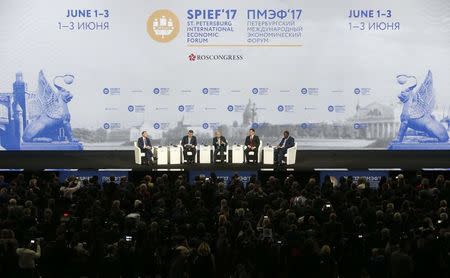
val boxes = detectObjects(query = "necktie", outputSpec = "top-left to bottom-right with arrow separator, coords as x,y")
250,136 -> 253,147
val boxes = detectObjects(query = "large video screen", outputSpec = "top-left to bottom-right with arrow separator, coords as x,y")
0,0 -> 449,150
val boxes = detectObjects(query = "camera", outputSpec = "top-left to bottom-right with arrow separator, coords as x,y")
322,203 -> 332,211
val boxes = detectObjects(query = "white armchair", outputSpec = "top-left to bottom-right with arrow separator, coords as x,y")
231,145 -> 244,164
155,146 -> 169,165
169,144 -> 182,165
284,143 -> 297,165
199,145 -> 212,163
245,140 -> 263,163
134,142 -> 145,164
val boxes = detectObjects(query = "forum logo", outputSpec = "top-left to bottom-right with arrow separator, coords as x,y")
188,53 -> 196,61
188,53 -> 244,62
147,10 -> 180,43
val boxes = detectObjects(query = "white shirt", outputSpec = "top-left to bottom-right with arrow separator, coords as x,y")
281,136 -> 291,148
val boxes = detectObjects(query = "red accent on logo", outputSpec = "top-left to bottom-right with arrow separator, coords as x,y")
188,53 -> 196,61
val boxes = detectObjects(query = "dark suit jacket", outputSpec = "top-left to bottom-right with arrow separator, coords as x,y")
278,136 -> 295,149
245,135 -> 260,149
137,136 -> 151,151
181,135 -> 197,147
213,136 -> 227,149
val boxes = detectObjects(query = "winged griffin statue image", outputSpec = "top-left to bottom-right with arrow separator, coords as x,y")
22,70 -> 77,143
393,70 -> 449,143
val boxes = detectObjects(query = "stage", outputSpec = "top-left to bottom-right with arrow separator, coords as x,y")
0,150 -> 449,171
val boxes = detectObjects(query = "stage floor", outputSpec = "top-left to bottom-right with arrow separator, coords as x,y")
0,150 -> 449,171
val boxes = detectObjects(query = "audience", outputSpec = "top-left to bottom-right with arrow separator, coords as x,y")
0,172 -> 449,277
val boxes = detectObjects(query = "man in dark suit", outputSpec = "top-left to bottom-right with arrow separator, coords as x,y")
244,128 -> 260,163
181,130 -> 197,163
213,131 -> 228,163
137,131 -> 153,165
274,130 -> 295,166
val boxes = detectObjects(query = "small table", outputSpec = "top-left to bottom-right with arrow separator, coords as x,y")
231,145 -> 244,164
156,146 -> 169,165
169,145 -> 182,164
199,145 -> 212,164
263,146 -> 275,165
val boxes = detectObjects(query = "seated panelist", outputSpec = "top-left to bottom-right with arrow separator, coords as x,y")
274,130 -> 295,166
213,131 -> 228,163
137,131 -> 153,165
244,128 -> 260,163
181,130 -> 197,163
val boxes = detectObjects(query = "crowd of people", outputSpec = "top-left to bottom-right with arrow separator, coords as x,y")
0,171 -> 449,277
